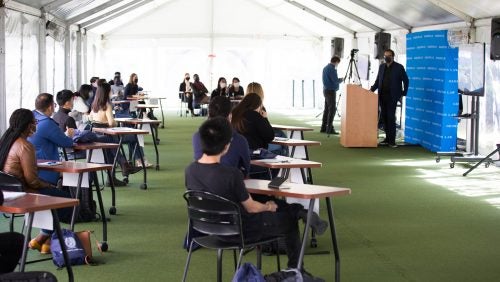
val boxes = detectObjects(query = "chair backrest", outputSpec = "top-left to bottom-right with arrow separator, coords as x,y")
183,190 -> 244,241
0,171 -> 24,192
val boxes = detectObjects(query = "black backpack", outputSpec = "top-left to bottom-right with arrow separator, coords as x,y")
63,185 -> 97,223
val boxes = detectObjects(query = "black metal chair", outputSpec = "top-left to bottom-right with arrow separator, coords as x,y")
182,190 -> 282,282
0,171 -> 25,232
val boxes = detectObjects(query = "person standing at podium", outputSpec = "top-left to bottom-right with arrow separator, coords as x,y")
370,49 -> 409,147
321,56 -> 343,135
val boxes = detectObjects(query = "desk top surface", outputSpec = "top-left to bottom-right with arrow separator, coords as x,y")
271,124 -> 314,131
250,155 -> 321,169
135,104 -> 159,108
111,100 -> 130,104
73,142 -> 120,150
114,118 -> 161,125
93,127 -> 150,135
37,160 -> 113,172
0,193 -> 79,214
244,179 -> 350,199
271,138 -> 321,146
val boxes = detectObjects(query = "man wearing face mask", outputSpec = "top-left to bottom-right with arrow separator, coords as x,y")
321,56 -> 343,135
370,49 -> 409,148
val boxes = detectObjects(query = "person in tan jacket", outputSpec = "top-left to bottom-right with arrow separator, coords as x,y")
0,108 -> 71,254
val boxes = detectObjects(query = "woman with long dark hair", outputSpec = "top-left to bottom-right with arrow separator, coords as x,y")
231,93 -> 274,150
0,108 -> 71,254
228,77 -> 244,98
90,82 -> 152,169
210,77 -> 227,99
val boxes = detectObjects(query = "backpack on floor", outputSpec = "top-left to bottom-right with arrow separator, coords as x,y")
50,229 -> 89,268
65,185 -> 97,223
232,263 -> 265,282
264,269 -> 303,282
0,271 -> 58,282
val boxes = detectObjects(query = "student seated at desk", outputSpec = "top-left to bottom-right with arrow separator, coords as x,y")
55,89 -> 138,185
1,109 -> 72,254
231,93 -> 274,151
90,82 -> 153,168
185,117 -> 327,279
192,96 -> 250,177
192,74 -> 209,116
210,77 -> 228,100
228,77 -> 244,99
28,93 -> 75,185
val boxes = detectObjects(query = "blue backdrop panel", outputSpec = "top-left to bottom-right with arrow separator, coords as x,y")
405,30 -> 458,152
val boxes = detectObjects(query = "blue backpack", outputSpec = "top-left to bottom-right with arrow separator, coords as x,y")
232,263 -> 265,282
50,229 -> 88,267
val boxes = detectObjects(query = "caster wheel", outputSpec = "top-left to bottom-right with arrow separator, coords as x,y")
123,177 -> 129,184
485,163 -> 490,168
140,183 -> 147,190
436,157 -> 440,163
310,238 -> 317,248
99,242 -> 108,252
450,163 -> 455,168
109,207 -> 116,215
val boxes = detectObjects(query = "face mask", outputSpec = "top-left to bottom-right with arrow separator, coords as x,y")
384,56 -> 392,63
234,83 -> 239,88
220,83 -> 227,88
186,77 -> 190,81
134,78 -> 138,83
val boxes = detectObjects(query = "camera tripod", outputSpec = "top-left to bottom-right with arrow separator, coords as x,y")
344,50 -> 361,84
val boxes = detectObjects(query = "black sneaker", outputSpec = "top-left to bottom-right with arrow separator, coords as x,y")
378,140 -> 389,146
297,210 -> 328,235
107,177 -> 127,187
389,143 -> 398,148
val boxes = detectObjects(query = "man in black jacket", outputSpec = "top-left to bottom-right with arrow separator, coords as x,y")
370,49 -> 409,147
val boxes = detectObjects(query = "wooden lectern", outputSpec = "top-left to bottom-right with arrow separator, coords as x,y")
340,84 -> 378,147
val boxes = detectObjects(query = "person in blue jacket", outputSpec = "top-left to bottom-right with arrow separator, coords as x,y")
370,49 -> 409,148
192,96 -> 250,177
321,56 -> 343,134
28,93 -> 74,184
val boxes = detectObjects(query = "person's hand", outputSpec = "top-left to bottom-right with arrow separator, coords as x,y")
265,201 -> 278,212
65,127 -> 75,138
260,109 -> 268,118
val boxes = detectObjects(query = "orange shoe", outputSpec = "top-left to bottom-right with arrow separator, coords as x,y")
41,242 -> 51,254
29,238 -> 51,254
28,239 -> 42,252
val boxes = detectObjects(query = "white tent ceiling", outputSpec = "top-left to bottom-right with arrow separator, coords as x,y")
10,0 -> 500,38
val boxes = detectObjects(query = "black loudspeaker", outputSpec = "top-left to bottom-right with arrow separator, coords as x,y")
374,32 -> 391,59
331,37 -> 344,58
491,17 -> 500,60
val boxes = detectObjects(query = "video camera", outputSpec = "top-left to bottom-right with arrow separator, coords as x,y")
350,49 -> 359,57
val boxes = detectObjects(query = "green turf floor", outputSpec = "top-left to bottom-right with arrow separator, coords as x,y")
3,110 -> 500,282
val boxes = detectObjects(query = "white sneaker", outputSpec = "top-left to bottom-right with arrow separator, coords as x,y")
136,159 -> 153,168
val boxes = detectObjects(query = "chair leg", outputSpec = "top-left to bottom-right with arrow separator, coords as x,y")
256,246 -> 262,270
275,241 -> 281,271
182,241 -> 195,282
236,249 -> 245,271
217,249 -> 223,282
9,214 -> 15,232
233,249 -> 237,270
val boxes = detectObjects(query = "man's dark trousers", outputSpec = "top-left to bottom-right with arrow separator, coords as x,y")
321,89 -> 337,133
379,94 -> 398,144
